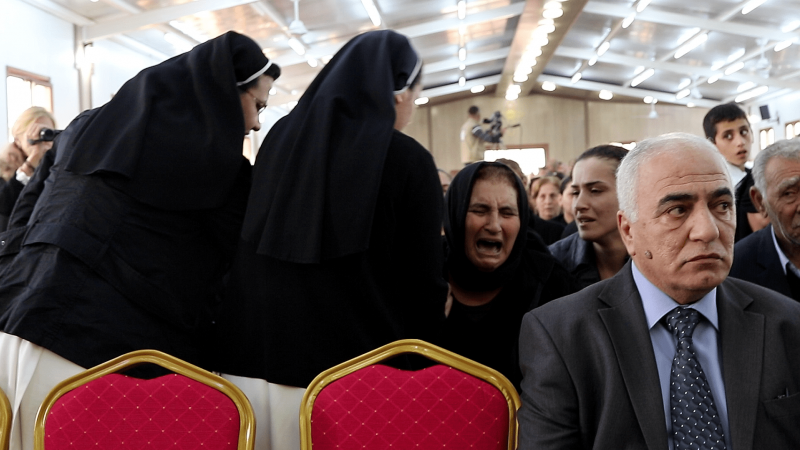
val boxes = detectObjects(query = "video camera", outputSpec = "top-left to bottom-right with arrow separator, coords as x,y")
482,111 -> 504,135
27,128 -> 63,145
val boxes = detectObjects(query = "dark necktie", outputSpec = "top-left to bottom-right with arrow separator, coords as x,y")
665,306 -> 726,450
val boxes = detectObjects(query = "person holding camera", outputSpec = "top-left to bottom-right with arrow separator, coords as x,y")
0,106 -> 56,230
460,105 -> 504,164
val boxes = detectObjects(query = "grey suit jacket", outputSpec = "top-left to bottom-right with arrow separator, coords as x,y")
518,261 -> 800,449
730,225 -> 795,301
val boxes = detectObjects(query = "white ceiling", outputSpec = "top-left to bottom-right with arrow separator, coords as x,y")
22,0 -> 800,112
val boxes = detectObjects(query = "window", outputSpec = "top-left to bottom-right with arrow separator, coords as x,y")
484,147 -> 547,178
760,128 -> 775,150
6,67 -> 53,141
786,121 -> 800,139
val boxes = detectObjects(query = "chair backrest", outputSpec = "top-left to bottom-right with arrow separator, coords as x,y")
0,387 -> 11,450
34,349 -> 254,450
300,339 -> 521,450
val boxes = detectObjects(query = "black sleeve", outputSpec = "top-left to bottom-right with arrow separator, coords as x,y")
203,158 -> 252,263
0,177 -> 25,231
7,149 -> 55,230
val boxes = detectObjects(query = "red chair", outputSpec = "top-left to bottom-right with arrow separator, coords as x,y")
34,349 -> 254,450
1,387 -> 11,450
300,339 -> 520,450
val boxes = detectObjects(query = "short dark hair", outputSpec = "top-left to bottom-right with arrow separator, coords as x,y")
703,103 -> 748,142
468,106 -> 479,115
559,175 -> 572,194
575,144 -> 628,171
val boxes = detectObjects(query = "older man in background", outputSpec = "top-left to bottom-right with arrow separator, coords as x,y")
730,139 -> 800,301
518,132 -> 800,449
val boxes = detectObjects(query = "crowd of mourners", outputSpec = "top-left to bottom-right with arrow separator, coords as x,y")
2,28 -> 800,450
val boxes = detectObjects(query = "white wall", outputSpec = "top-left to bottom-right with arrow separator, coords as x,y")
1,0 -> 80,141
90,39 -> 162,108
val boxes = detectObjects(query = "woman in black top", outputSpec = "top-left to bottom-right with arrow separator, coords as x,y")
435,162 -> 577,390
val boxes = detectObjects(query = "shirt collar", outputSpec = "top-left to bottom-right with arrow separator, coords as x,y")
632,261 -> 719,331
770,225 -> 800,277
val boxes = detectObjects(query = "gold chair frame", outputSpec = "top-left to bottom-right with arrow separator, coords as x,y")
0,387 -> 11,450
34,349 -> 255,450
300,339 -> 521,450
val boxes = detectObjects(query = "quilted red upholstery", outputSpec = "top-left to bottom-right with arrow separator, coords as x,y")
44,373 -> 240,449
310,364 -> 509,450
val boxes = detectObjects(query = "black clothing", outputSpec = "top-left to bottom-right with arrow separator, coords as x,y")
548,232 -> 629,290
0,177 -> 22,231
528,213 -> 565,246
0,31 -> 269,369
243,30 -> 422,264
437,161 -> 578,389
730,225 -> 800,302
212,131 -> 447,386
561,219 -> 578,239
0,161 -> 251,368
6,148 -> 54,230
734,170 -> 758,243
547,214 -> 567,227
62,31 -> 271,211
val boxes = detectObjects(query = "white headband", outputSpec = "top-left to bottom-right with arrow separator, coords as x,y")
393,57 -> 422,95
237,61 -> 274,86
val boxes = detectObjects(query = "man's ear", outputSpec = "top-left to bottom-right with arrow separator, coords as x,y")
617,210 -> 636,256
750,186 -> 769,218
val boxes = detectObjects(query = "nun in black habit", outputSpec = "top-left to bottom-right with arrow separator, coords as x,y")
0,31 -> 279,450
432,161 -> 578,390
211,30 -> 448,450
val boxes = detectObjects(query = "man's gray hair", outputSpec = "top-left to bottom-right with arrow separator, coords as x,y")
616,132 -> 730,222
752,139 -> 800,195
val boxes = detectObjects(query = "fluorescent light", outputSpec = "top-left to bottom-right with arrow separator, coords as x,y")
539,23 -> 556,34
505,93 -> 519,101
508,84 -> 522,94
622,13 -> 636,28
599,90 -> 613,100
542,81 -> 556,91
741,0 -> 767,15
643,96 -> 654,104
544,1 -> 562,9
459,63 -> 466,70
707,74 -> 720,84
532,35 -> 549,47
678,78 -> 691,89
676,89 -> 690,99
633,66 -> 645,76
725,61 -> 744,75
543,8 -> 563,19
415,97 -> 429,105
459,23 -> 467,36
518,66 -> 533,75
269,88 -> 277,96
636,0 -> 651,13
360,0 -> 382,26
307,58 -> 318,67
288,37 -> 305,55
471,85 -> 485,93
597,42 -> 610,56
459,76 -> 466,86
513,73 -> 529,83
539,19 -> 554,26
674,33 -> 707,59
735,86 -> 769,102
571,73 -> 582,83
631,68 -> 655,87
459,47 -> 467,61
588,55 -> 598,66
727,48 -> 746,62
775,40 -> 793,52
687,102 -> 695,108
457,0 -> 466,20
782,20 -> 800,33
737,81 -> 756,92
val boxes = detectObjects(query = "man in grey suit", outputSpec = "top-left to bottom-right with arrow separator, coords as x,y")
729,139 -> 800,301
518,133 -> 800,449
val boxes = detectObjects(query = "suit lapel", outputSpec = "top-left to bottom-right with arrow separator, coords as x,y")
755,226 -> 791,297
597,264 -> 668,450
718,281 -> 764,450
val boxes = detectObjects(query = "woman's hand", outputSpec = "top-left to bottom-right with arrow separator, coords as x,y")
17,121 -> 54,175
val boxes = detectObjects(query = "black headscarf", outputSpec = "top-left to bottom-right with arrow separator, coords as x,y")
59,31 -> 274,210
241,30 -> 422,263
444,161 -> 530,292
